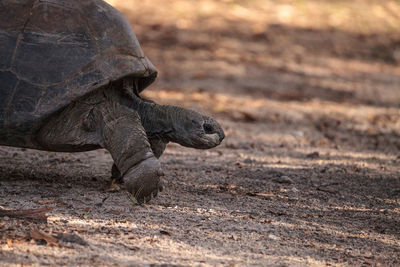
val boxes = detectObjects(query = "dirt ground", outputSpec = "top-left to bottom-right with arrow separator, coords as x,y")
1,0 -> 400,266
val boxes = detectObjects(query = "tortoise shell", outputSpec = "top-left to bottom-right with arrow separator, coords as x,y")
0,0 -> 157,147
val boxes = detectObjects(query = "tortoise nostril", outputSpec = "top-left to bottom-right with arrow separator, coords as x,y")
203,123 -> 214,134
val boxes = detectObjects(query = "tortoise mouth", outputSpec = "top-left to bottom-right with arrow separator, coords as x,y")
198,133 -> 222,148
181,133 -> 222,149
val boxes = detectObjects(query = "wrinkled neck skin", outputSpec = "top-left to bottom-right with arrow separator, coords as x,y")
119,92 -> 175,143
137,100 -> 176,142
112,79 -> 224,149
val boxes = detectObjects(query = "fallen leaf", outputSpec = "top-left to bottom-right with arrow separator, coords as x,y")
75,227 -> 87,233
107,209 -> 122,215
254,192 -> 274,197
219,184 -> 237,192
317,186 -> 338,194
106,181 -> 121,192
30,229 -> 60,247
7,238 -> 30,247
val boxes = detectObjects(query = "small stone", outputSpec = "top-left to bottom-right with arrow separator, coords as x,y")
268,234 -> 280,241
273,176 -> 294,184
291,187 -> 299,193
292,131 -> 304,137
243,158 -> 253,164
57,233 -> 88,246
306,152 -> 319,158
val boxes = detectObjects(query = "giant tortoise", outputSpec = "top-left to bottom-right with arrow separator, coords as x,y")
0,0 -> 224,203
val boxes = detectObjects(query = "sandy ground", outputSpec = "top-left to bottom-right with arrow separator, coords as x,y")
1,0 -> 400,266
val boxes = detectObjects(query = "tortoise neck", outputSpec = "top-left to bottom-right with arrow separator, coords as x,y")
134,97 -> 174,141
112,79 -> 176,141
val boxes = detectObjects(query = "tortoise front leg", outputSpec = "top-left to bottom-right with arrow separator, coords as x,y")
111,137 -> 167,184
93,102 -> 164,202
37,99 -> 163,203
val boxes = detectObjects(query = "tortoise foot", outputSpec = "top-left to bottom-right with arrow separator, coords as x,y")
123,157 -> 164,203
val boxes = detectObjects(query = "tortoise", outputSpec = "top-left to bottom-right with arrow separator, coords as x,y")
0,0 -> 224,203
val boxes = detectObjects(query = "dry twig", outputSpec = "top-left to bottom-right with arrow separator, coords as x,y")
0,207 -> 53,221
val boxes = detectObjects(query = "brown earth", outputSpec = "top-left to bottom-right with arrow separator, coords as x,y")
1,0 -> 400,266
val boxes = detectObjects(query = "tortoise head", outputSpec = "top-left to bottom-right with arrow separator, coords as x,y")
166,106 -> 225,149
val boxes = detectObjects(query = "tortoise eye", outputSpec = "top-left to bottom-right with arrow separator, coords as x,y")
203,123 -> 214,134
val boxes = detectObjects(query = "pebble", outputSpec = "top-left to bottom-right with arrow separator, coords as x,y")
306,152 -> 319,158
268,234 -> 280,241
243,158 -> 253,164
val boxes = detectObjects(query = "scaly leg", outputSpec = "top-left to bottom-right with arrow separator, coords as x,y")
37,92 -> 163,203
111,137 -> 166,184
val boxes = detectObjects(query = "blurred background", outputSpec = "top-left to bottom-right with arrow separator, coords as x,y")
1,2 -> 399,265
105,0 -> 400,154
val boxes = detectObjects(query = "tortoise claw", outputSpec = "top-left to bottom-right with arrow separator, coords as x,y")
123,157 -> 164,204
